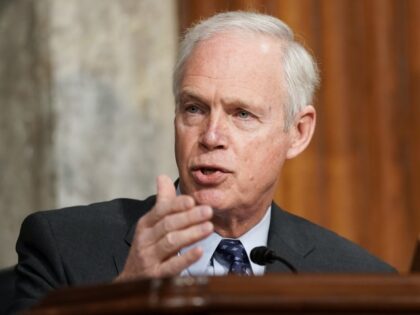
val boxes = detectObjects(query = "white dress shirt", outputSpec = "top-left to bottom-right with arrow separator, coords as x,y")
179,206 -> 271,276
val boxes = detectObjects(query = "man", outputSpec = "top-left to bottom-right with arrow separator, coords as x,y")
10,11 -> 394,313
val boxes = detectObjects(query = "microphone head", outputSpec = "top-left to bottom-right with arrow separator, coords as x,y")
250,246 -> 275,266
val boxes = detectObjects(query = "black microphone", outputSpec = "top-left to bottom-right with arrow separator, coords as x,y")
250,246 -> 297,273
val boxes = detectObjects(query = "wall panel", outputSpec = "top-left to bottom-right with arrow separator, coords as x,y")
178,0 -> 420,272
0,0 -> 178,268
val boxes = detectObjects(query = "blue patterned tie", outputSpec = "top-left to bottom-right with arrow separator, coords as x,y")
214,239 -> 253,275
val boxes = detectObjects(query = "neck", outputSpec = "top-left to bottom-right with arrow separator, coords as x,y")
212,203 -> 270,238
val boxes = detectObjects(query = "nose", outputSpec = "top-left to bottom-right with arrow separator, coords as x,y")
199,111 -> 228,151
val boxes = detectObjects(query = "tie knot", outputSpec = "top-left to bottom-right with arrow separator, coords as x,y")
214,239 -> 252,275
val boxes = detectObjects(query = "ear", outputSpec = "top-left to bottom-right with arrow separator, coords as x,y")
286,105 -> 316,159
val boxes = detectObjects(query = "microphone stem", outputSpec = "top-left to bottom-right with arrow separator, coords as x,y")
272,254 -> 297,273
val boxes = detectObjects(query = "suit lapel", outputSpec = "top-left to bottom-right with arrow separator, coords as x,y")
113,244 -> 130,274
265,203 -> 315,273
112,196 -> 157,274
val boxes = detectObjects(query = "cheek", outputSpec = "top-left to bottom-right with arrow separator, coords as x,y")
175,123 -> 187,166
244,137 -> 288,182
175,123 -> 196,166
247,134 -> 284,160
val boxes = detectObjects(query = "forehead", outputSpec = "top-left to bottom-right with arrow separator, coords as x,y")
181,32 -> 286,105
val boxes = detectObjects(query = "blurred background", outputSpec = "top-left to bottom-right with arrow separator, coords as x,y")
0,0 -> 419,273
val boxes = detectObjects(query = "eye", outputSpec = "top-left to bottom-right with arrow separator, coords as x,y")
236,110 -> 251,120
185,104 -> 202,114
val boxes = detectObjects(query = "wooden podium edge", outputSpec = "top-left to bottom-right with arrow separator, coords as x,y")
27,274 -> 420,315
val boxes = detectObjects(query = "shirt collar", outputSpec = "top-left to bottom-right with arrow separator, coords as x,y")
238,207 -> 271,275
180,205 -> 271,276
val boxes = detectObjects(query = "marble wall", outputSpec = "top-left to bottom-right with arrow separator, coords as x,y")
0,0 -> 178,268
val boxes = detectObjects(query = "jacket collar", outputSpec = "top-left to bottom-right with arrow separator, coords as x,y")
265,203 -> 315,273
113,196 -> 156,273
124,195 -> 156,246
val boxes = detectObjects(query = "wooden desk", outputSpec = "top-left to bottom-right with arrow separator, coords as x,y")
28,275 -> 420,314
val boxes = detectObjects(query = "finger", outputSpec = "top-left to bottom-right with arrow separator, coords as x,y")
156,175 -> 176,205
150,205 -> 212,242
155,221 -> 213,261
159,247 -> 203,277
140,194 -> 196,228
154,194 -> 195,221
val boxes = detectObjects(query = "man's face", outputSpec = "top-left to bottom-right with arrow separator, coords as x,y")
175,33 -> 294,219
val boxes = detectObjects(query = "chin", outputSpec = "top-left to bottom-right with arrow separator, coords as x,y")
191,188 -> 229,210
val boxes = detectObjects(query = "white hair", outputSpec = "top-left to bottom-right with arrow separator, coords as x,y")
173,11 -> 320,129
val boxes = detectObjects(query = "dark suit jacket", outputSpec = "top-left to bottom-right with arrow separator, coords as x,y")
10,196 -> 395,313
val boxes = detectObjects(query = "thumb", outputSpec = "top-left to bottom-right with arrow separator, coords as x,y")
156,175 -> 176,204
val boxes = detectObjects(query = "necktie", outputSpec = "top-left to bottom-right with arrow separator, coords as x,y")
214,239 -> 253,275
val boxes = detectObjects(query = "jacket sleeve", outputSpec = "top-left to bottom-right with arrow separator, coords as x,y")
9,212 -> 68,313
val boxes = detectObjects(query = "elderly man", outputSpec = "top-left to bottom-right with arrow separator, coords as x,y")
11,11 -> 394,313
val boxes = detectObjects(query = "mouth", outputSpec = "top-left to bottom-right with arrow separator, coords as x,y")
200,167 -> 222,175
190,165 -> 231,185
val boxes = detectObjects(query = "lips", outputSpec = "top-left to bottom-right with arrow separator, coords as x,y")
190,164 -> 231,185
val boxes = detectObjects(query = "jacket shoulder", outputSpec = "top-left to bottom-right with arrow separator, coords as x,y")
271,206 -> 396,273
25,197 -> 154,227
12,196 -> 156,312
19,196 -> 156,266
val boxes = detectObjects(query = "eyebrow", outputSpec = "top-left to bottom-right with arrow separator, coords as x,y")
179,89 -> 259,110
222,96 -> 259,110
179,90 -> 207,104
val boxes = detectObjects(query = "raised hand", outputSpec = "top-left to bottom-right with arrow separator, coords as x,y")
115,175 -> 213,281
